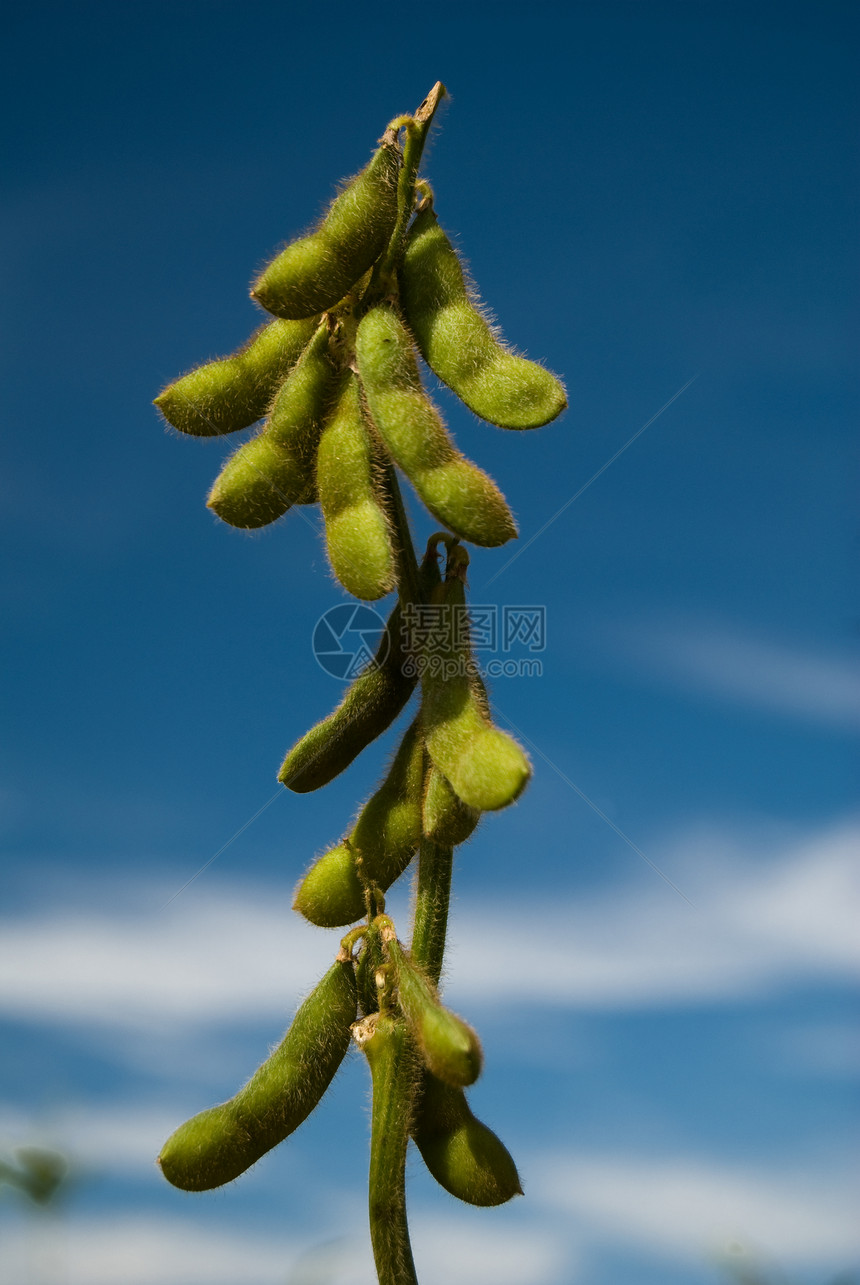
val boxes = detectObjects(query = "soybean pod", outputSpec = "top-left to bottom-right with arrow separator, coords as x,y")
399,201 -> 567,430
352,1013 -> 419,1285
293,841 -> 365,930
154,317 -> 318,437
317,373 -> 396,601
294,719 -> 425,928
278,598 -> 411,792
207,322 -> 341,528
412,1070 -> 522,1207
158,960 -> 356,1191
379,921 -> 482,1087
422,550 -> 531,812
422,762 -> 480,847
356,304 -> 517,547
278,544 -> 440,793
252,137 -> 401,320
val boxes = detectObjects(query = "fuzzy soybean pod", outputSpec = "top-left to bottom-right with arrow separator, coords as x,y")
158,960 -> 356,1192
154,317 -> 318,437
380,925 -> 482,1087
356,305 -> 517,547
207,324 -> 341,528
422,562 -> 531,812
422,763 -> 481,847
412,1071 -> 522,1207
317,374 -> 396,600
399,202 -> 567,430
252,138 -> 401,320
352,1012 -> 419,1285
293,841 -> 364,929
278,545 -> 441,793
294,719 -> 425,928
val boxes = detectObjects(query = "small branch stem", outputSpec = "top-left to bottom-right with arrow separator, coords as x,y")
363,84 -> 449,1285
368,1018 -> 419,1285
371,82 -> 445,296
410,838 -> 454,988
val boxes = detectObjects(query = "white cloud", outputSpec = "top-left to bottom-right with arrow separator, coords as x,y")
0,1212 -> 566,1285
606,619 -> 860,731
447,817 -> 860,1008
538,1152 -> 860,1267
1,820 -> 858,1032
0,1216 -> 302,1285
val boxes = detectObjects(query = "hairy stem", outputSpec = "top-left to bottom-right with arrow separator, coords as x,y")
372,82 -> 445,295
367,1016 -> 419,1285
362,84 -> 451,1285
410,838 -> 454,988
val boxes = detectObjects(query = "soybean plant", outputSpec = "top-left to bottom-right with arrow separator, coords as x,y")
155,83 -> 566,1285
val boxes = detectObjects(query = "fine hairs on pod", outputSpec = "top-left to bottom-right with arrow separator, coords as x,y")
278,544 -> 441,794
422,762 -> 481,847
399,198 -> 567,430
158,960 -> 356,1191
155,317 -> 318,437
316,373 -> 396,601
294,719 -> 425,929
421,549 -> 531,812
207,322 -> 341,528
380,922 -> 483,1088
252,135 -> 402,320
412,1070 -> 522,1207
356,303 -> 517,547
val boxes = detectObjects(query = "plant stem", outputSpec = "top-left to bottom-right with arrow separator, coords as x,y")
370,82 -> 445,298
367,1016 -> 419,1285
361,85 -> 451,1285
410,838 -> 453,988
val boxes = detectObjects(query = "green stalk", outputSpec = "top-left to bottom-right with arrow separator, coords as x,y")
364,1014 -> 419,1285
361,83 -> 451,1285
369,82 -> 445,299
410,838 -> 454,988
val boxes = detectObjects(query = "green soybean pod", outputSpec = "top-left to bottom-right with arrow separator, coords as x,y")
352,1012 -> 419,1285
157,960 -> 356,1192
399,202 -> 567,431
351,717 -> 424,887
293,841 -> 365,929
422,763 -> 481,847
412,1071 -> 522,1207
278,544 -> 441,793
154,317 -> 318,437
380,926 -> 482,1087
293,718 -> 425,928
356,304 -> 517,547
252,137 -> 401,320
422,556 -> 531,812
207,323 -> 340,529
317,374 -> 396,601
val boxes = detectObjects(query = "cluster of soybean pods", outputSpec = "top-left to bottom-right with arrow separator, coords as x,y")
155,84 -> 566,1285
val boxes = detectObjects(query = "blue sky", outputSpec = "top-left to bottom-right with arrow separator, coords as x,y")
1,2 -> 857,1283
